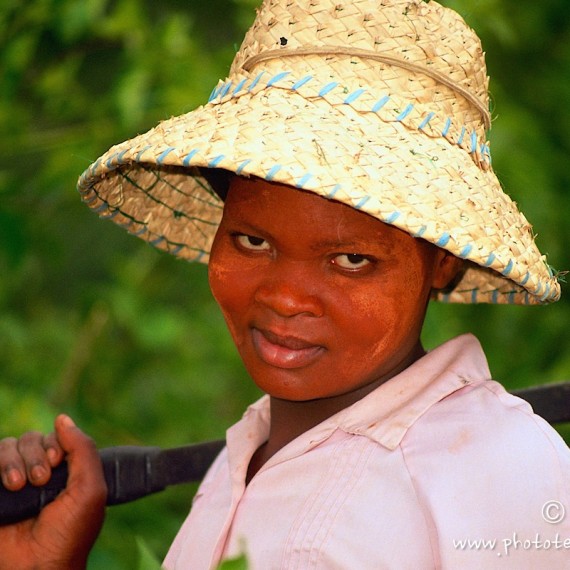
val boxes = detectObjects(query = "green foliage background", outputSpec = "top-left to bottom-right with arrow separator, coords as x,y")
0,0 -> 568,567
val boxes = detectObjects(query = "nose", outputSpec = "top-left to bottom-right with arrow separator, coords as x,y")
254,265 -> 324,318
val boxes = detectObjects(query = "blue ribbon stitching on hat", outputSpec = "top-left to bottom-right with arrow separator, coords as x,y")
266,164 -> 282,180
157,148 -> 176,164
232,78 -> 248,96
292,75 -> 313,90
247,72 -> 265,92
436,233 -> 451,247
521,271 -> 530,285
354,196 -> 371,208
297,172 -> 313,187
328,184 -> 342,198
372,95 -> 390,112
396,104 -> 414,121
236,159 -> 252,174
344,88 -> 366,104
418,112 -> 435,130
208,155 -> 225,168
318,82 -> 338,96
183,149 -> 200,166
267,71 -> 290,86
211,72 -> 491,167
501,259 -> 514,276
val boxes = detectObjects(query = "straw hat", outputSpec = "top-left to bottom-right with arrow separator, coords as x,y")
77,0 -> 561,305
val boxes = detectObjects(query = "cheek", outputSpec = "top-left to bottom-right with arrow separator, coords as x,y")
329,287 -> 398,374
208,243 -> 245,335
208,243 -> 262,349
339,270 -> 431,358
209,234 -> 242,302
207,250 -> 229,308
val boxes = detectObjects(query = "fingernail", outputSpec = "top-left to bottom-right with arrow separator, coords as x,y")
6,467 -> 22,487
46,447 -> 57,463
30,464 -> 46,482
60,414 -> 76,428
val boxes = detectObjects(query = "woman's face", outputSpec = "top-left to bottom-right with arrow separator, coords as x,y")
208,176 -> 457,402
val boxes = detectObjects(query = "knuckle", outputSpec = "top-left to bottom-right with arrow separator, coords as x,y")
0,437 -> 21,468
44,432 -> 58,445
18,430 -> 44,446
44,433 -> 63,453
17,431 -> 51,467
0,436 -> 18,452
80,434 -> 99,454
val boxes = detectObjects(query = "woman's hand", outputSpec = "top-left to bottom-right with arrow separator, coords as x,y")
0,415 -> 107,570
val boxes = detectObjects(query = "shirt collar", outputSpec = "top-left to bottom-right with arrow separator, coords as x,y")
338,333 -> 491,449
227,333 -> 491,468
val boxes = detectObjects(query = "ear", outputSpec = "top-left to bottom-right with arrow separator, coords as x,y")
431,250 -> 465,291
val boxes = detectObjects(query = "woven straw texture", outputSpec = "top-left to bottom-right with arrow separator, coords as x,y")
77,0 -> 561,305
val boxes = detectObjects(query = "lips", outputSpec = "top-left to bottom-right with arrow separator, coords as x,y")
251,328 -> 325,369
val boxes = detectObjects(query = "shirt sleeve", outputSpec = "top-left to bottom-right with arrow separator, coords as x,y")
163,446 -> 230,570
402,381 -> 570,569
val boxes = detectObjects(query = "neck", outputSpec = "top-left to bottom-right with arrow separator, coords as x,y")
246,342 -> 426,483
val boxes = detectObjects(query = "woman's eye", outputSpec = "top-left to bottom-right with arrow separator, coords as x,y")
235,234 -> 270,251
332,253 -> 371,270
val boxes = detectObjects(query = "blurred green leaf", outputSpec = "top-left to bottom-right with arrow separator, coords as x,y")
217,553 -> 250,570
135,536 -> 163,570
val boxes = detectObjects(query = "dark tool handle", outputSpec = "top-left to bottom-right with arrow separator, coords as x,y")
0,440 -> 225,525
513,382 -> 570,425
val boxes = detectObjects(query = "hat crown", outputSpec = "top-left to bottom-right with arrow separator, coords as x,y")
230,0 -> 490,132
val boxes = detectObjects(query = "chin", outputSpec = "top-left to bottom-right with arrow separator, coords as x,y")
251,375 -> 319,402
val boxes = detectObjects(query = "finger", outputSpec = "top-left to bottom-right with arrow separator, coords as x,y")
0,437 -> 26,490
17,431 -> 53,487
43,432 -> 64,467
54,415 -> 107,511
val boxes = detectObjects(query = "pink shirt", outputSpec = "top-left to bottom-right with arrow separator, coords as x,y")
164,335 -> 570,569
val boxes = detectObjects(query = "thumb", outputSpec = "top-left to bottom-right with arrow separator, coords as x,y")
54,414 -> 107,504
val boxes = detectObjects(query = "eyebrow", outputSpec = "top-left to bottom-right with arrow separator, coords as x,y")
309,239 -> 372,251
228,218 -> 394,253
308,236 -> 398,255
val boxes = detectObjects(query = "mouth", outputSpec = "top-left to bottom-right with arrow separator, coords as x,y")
251,328 -> 325,369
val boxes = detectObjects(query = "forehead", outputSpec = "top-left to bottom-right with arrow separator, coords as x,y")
223,176 -> 415,250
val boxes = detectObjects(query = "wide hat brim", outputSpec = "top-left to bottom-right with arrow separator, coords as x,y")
77,0 -> 561,305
